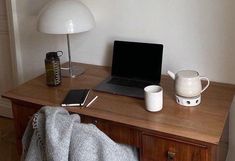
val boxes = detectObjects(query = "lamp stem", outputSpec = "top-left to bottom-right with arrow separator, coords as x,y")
66,34 -> 72,77
61,34 -> 85,77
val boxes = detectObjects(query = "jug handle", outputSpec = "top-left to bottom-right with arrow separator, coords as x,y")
200,77 -> 210,93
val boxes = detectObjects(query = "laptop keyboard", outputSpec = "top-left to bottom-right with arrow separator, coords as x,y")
108,77 -> 151,88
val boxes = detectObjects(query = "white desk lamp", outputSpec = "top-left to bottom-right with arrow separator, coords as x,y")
37,0 -> 95,77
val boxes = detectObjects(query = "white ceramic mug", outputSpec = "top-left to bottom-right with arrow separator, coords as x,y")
144,85 -> 163,112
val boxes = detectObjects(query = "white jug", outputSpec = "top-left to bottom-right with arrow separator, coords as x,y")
167,70 -> 210,98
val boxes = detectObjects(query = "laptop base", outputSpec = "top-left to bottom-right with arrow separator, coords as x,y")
94,76 -> 156,99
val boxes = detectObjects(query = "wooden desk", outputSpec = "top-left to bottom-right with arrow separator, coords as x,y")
3,63 -> 235,161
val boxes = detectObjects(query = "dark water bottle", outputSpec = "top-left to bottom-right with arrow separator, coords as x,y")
45,51 -> 62,86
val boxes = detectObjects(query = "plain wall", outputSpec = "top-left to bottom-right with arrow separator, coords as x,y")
13,0 -> 235,83
9,0 -> 235,160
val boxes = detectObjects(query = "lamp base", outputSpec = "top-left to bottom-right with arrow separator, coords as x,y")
61,66 -> 85,78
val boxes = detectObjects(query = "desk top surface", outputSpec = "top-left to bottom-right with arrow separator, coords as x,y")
3,63 -> 235,144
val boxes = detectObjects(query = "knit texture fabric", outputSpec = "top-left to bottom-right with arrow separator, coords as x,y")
22,106 -> 139,161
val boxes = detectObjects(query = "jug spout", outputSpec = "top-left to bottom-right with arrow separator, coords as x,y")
167,70 -> 175,80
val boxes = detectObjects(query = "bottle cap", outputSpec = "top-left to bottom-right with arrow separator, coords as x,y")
46,52 -> 58,59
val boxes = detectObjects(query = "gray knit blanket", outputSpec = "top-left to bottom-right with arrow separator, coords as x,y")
22,106 -> 139,161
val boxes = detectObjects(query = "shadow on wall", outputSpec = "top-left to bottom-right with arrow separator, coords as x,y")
103,41 -> 114,67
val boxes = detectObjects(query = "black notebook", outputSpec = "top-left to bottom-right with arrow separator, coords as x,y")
61,89 -> 90,107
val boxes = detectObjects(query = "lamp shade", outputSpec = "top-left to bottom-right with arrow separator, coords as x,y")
37,0 -> 95,34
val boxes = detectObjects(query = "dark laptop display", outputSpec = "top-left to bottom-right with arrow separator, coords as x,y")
95,40 -> 163,98
112,41 -> 163,83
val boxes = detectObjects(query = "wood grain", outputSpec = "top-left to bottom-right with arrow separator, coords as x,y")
11,102 -> 41,154
3,63 -> 234,144
80,115 -> 141,147
2,62 -> 235,161
141,134 -> 207,161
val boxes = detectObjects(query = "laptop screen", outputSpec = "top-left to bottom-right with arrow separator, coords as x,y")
111,40 -> 163,83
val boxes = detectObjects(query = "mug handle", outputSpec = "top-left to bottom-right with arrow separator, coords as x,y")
200,77 -> 210,93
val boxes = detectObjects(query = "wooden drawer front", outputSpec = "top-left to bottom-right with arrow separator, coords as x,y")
142,134 -> 207,161
80,115 -> 140,147
12,103 -> 41,154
